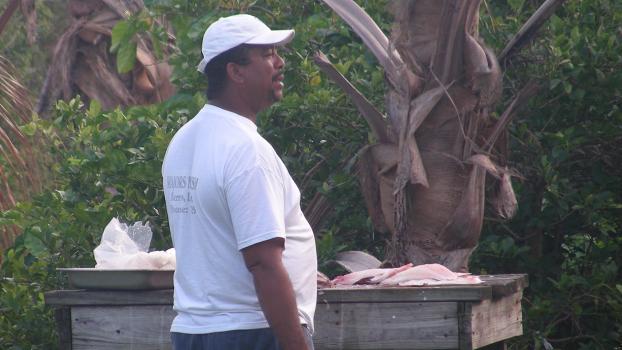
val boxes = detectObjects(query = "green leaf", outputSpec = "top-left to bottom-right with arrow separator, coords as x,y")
150,28 -> 163,59
310,74 -> 321,86
570,26 -> 581,42
595,68 -> 606,83
116,41 -> 137,73
111,20 -> 132,53
508,0 -> 525,12
334,61 -> 352,75
563,81 -> 573,94
23,233 -> 46,257
88,99 -> 102,117
549,15 -> 562,31
550,79 -> 561,90
20,122 -> 38,136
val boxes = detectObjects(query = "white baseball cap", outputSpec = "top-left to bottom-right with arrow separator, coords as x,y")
197,14 -> 295,73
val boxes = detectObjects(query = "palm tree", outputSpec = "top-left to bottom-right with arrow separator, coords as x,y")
0,56 -> 42,249
0,0 -> 46,252
315,0 -> 563,271
36,0 -> 175,116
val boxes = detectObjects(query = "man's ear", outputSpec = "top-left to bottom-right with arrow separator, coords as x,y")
226,62 -> 245,84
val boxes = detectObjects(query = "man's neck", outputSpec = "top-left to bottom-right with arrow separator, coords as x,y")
210,97 -> 257,123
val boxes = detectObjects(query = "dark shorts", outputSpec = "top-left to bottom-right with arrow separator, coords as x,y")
171,325 -> 314,350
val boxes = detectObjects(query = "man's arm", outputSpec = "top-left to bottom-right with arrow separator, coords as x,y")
242,238 -> 309,350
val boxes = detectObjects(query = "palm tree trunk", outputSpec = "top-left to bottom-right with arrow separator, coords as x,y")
318,0 -> 505,272
379,0 -> 503,271
317,0 -> 561,271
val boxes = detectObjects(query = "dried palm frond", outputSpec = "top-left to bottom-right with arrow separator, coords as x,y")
0,55 -> 43,250
37,0 -> 175,116
499,0 -> 566,63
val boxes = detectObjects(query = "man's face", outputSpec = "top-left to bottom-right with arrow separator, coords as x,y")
238,45 -> 286,111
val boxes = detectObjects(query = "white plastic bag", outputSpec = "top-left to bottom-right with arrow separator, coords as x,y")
94,218 -> 175,269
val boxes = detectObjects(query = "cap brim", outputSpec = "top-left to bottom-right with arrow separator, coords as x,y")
196,29 -> 295,73
246,29 -> 295,46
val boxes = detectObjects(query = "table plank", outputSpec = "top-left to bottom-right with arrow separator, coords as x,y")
72,305 -> 174,350
45,289 -> 174,306
318,285 -> 491,303
315,301 -> 459,349
478,274 -> 528,299
471,291 -> 523,348
45,275 -> 527,306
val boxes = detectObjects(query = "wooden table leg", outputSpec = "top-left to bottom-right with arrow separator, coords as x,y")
54,307 -> 72,350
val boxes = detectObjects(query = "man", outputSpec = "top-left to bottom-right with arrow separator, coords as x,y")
162,14 -> 317,350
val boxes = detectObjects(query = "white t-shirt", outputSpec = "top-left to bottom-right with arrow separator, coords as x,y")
162,104 -> 317,334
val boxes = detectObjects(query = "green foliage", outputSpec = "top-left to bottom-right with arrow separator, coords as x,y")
0,93 -> 202,348
1,0 -> 621,349
473,0 -> 622,348
0,248 -> 57,349
110,11 -> 164,73
111,21 -> 139,73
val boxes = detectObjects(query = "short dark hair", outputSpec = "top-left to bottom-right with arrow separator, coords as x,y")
203,44 -> 252,100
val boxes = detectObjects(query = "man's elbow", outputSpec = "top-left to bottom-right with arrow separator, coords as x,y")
242,237 -> 285,273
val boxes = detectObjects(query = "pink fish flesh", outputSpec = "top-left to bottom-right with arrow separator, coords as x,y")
332,263 -> 413,285
380,263 -> 480,285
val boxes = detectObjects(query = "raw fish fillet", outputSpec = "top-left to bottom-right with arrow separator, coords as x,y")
332,263 -> 413,285
380,263 -> 480,285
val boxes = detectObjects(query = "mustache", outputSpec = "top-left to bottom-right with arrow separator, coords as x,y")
272,71 -> 284,81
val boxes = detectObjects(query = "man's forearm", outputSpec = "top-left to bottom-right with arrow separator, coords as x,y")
250,262 -> 309,350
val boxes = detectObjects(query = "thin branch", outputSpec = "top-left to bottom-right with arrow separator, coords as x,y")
499,0 -> 566,63
485,80 -> 539,152
547,312 -> 571,331
546,334 -> 599,344
300,157 -> 326,192
0,0 -> 19,37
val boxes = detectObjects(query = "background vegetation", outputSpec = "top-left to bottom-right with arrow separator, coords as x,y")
0,0 -> 620,349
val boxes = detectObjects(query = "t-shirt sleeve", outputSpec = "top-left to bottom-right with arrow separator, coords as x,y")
225,165 -> 286,250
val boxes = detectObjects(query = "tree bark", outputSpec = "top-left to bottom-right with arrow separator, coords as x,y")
318,0 -> 563,271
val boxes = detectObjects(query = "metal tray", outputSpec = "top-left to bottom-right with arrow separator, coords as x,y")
57,268 -> 174,290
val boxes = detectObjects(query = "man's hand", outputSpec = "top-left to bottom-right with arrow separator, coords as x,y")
242,238 -> 309,350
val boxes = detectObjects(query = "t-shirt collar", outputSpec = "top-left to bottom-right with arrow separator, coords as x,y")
203,104 -> 258,131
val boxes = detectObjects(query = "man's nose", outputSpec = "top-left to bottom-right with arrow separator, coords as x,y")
274,53 -> 285,69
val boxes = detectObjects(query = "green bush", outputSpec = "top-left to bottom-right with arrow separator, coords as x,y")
1,0 -> 621,349
472,0 -> 622,348
0,94 -> 202,348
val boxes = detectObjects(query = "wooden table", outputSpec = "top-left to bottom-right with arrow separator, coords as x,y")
45,274 -> 527,349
